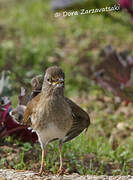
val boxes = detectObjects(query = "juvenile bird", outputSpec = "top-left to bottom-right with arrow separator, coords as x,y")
24,66 -> 90,175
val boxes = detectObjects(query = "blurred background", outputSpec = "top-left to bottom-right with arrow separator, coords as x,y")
1,0 -> 133,176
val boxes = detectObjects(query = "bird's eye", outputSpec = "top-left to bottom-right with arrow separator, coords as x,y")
47,78 -> 52,85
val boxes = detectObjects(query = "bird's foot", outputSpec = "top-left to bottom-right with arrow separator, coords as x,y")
57,167 -> 66,175
35,168 -> 50,176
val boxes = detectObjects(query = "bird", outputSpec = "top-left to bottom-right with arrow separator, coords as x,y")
23,66 -> 90,175
10,75 -> 43,124
10,104 -> 26,124
30,75 -> 43,99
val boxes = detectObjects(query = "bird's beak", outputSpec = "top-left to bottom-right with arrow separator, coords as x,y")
58,78 -> 64,84
53,78 -> 64,87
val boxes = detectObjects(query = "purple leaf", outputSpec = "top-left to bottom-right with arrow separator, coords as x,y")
94,46 -> 133,103
0,99 -> 38,143
118,0 -> 132,8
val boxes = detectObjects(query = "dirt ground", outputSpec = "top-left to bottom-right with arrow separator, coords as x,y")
0,169 -> 133,180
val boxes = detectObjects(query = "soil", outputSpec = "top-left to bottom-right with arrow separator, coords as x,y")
0,169 -> 133,180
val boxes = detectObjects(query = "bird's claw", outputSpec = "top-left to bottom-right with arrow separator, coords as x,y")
35,168 -> 50,176
57,167 -> 66,175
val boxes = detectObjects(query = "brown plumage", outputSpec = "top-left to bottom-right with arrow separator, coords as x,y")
24,66 -> 90,175
30,75 -> 43,99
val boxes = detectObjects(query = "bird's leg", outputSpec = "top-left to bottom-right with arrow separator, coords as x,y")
39,148 -> 46,175
57,140 -> 64,175
59,141 -> 63,172
35,147 -> 48,176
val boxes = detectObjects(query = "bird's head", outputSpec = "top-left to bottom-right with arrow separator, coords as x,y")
42,66 -> 65,95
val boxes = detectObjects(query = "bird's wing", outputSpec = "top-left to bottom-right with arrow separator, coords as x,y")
23,93 -> 41,125
63,97 -> 90,143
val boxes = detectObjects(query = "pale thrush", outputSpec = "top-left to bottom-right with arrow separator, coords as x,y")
24,66 -> 90,175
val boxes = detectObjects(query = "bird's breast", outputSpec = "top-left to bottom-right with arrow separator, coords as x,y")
32,96 -> 73,134
37,122 -> 67,145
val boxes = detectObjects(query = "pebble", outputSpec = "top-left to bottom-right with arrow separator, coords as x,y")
0,169 -> 133,180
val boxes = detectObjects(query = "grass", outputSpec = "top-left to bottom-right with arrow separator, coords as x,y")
1,0 -> 133,176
